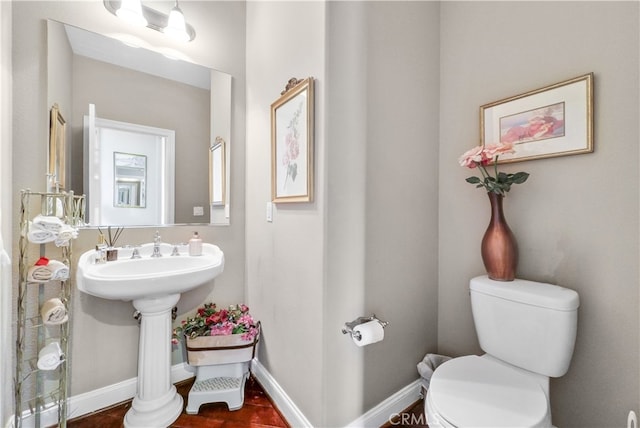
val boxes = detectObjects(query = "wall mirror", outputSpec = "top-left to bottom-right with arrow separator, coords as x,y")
47,19 -> 231,227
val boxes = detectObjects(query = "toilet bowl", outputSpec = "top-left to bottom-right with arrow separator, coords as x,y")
425,276 -> 579,428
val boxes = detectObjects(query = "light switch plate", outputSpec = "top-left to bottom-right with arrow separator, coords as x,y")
266,202 -> 273,222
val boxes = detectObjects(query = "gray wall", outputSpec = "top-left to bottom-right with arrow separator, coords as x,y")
11,0 -> 246,398
246,1 -> 440,426
245,1 -> 326,424
438,2 -> 640,427
360,1 -> 440,411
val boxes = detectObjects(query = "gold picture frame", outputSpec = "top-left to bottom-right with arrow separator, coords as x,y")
480,73 -> 594,164
271,77 -> 314,203
48,103 -> 66,189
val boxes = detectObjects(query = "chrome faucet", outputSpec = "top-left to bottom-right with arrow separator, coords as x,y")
151,231 -> 162,258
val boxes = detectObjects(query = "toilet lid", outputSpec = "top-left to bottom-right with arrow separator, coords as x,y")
429,355 -> 548,427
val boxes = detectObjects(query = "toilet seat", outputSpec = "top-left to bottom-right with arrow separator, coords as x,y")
428,355 -> 549,428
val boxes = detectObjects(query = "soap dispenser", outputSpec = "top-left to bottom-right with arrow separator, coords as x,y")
189,232 -> 202,256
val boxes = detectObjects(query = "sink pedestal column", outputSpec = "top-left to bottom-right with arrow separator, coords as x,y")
125,294 -> 183,428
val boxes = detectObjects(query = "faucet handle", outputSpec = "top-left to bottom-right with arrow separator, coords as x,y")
171,243 -> 187,256
154,230 -> 161,243
131,245 -> 142,259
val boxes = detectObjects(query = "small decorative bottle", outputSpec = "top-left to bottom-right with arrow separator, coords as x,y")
95,234 -> 107,264
189,232 -> 202,256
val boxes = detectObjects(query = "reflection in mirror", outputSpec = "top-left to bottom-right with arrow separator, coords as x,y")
114,152 -> 147,208
47,19 -> 231,226
84,107 -> 176,226
210,137 -> 226,207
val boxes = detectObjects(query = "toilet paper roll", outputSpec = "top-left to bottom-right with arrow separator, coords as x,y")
41,298 -> 68,325
352,320 -> 385,347
37,341 -> 64,371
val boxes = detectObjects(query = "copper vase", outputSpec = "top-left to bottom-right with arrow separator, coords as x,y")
481,192 -> 518,281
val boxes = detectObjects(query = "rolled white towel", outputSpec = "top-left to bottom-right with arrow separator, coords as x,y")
32,214 -> 64,232
27,258 -> 68,282
54,225 -> 78,247
27,223 -> 57,244
41,298 -> 68,325
27,265 -> 52,282
37,341 -> 64,371
49,260 -> 69,280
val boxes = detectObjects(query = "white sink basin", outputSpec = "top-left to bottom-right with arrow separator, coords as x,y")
76,241 -> 225,426
77,242 -> 224,301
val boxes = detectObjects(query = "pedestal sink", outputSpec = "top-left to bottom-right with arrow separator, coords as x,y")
77,242 -> 224,427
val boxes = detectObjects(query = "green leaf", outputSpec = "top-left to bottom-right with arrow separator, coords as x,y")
511,172 -> 530,184
466,176 -> 482,184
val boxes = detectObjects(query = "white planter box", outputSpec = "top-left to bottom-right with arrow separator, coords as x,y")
185,329 -> 259,367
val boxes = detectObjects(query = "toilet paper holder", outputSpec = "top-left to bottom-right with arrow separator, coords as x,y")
341,314 -> 389,341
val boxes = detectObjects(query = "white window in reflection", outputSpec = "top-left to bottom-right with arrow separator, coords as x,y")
114,152 -> 147,208
85,107 -> 175,226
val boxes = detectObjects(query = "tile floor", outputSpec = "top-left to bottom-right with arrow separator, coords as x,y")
66,376 -> 289,428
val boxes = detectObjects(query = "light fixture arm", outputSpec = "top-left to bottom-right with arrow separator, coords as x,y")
103,0 -> 196,41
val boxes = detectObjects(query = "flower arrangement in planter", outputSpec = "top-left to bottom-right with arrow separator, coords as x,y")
173,303 -> 260,367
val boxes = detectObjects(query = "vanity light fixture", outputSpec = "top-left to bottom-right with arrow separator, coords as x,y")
164,1 -> 190,42
103,0 -> 196,42
115,0 -> 147,27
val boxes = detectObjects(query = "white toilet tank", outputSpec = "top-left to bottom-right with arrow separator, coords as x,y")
470,275 -> 580,378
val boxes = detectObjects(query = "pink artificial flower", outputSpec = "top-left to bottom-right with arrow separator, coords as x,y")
458,146 -> 484,168
171,337 -> 179,345
241,326 -> 259,341
238,314 -> 254,327
240,304 -> 249,313
210,322 -> 234,336
483,142 -> 515,158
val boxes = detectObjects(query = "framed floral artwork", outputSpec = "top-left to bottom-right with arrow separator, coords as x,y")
480,73 -> 594,164
271,77 -> 314,203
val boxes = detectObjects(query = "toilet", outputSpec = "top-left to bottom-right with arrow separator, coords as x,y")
425,275 -> 580,428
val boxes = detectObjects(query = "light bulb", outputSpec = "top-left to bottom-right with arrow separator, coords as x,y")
116,0 -> 148,27
164,2 -> 190,42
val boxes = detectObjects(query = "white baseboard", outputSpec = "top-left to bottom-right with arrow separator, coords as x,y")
250,360 -> 421,428
250,358 -> 314,427
8,361 -> 419,428
11,363 -> 196,427
345,379 -> 423,428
